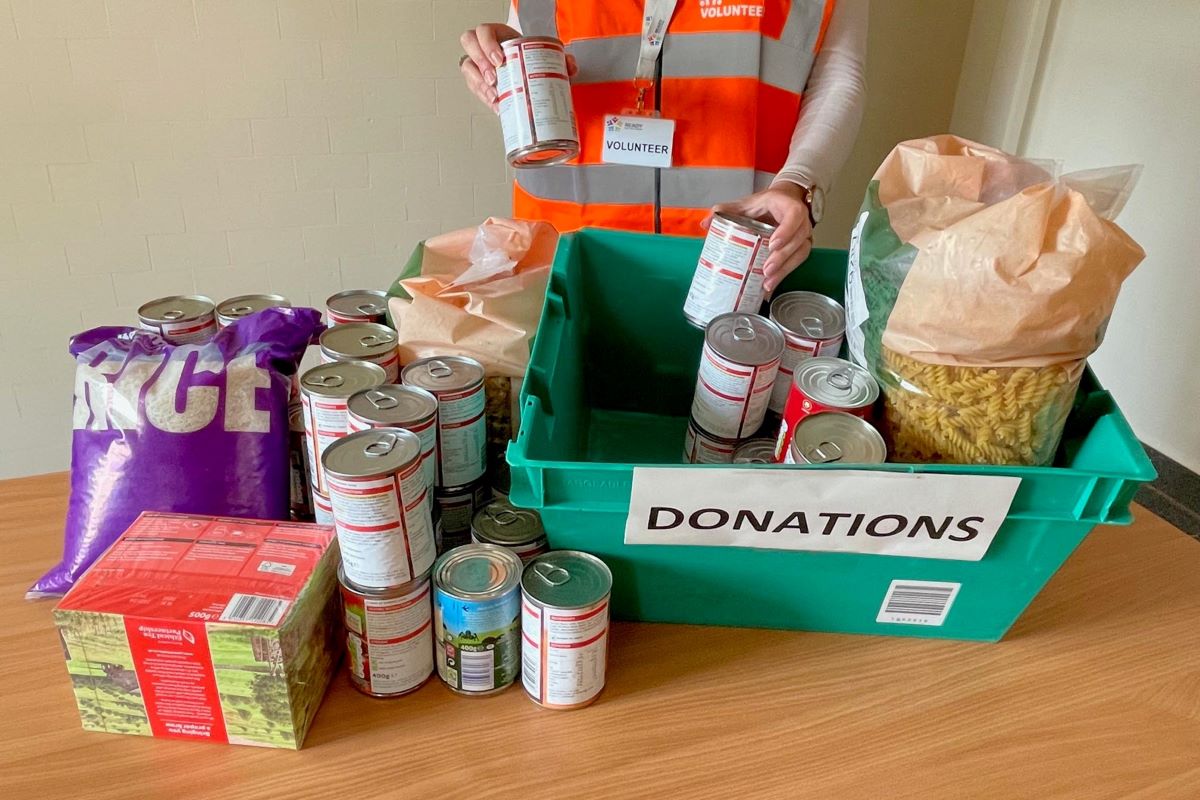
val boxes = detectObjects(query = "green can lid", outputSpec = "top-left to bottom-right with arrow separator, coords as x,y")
434,544 -> 522,600
472,499 -> 544,546
522,551 -> 612,609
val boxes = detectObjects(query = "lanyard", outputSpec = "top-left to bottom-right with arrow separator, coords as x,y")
634,0 -> 680,112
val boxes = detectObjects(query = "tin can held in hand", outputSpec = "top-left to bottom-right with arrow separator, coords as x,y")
137,295 -> 217,344
471,499 -> 548,562
691,313 -> 784,440
682,213 -> 775,329
322,427 -> 436,589
300,360 -> 388,497
216,294 -> 290,328
775,357 -> 879,462
682,417 -> 738,464
768,291 -> 846,414
340,566 -> 434,698
521,551 -> 612,710
784,410 -> 887,465
327,289 -> 389,326
433,544 -> 523,696
497,36 -> 579,168
348,385 -> 440,512
402,356 -> 488,489
319,323 -> 400,382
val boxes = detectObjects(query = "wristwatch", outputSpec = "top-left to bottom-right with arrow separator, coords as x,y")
800,182 -> 825,226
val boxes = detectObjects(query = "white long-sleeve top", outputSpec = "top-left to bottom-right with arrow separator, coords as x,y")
506,0 -> 868,194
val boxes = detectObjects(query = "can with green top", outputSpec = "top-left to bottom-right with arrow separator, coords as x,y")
432,544 -> 523,695
471,499 -> 548,562
521,550 -> 612,710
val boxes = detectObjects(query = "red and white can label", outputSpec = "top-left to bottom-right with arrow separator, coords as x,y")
143,316 -> 218,345
327,466 -> 436,588
348,413 -> 439,499
691,345 -> 779,440
768,332 -> 845,414
521,598 -> 609,709
775,383 -> 873,462
343,581 -> 434,696
321,350 -> 399,382
301,394 -> 350,496
328,310 -> 385,326
436,385 -> 487,488
682,215 -> 770,326
313,492 -> 334,525
498,40 -> 577,155
683,424 -> 736,464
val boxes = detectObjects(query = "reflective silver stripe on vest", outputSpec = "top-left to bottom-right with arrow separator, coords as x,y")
518,165 -> 775,209
516,0 -> 558,39
660,168 -> 776,209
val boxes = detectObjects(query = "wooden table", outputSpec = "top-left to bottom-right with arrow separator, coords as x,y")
2,473 -> 1199,800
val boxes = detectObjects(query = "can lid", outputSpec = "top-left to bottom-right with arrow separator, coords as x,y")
472,499 -> 544,546
347,385 -> 438,427
733,438 -> 777,464
322,427 -> 423,479
327,289 -> 388,317
770,291 -> 846,341
714,212 -> 776,238
434,544 -> 523,600
795,357 -> 879,409
790,411 -> 887,464
402,355 -> 485,392
522,551 -> 612,608
320,322 -> 398,359
705,313 -> 785,366
300,361 -> 387,399
137,295 -> 215,324
216,294 -> 290,320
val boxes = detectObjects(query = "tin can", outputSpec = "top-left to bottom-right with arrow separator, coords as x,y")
322,428 -> 436,589
314,491 -> 334,525
775,357 -> 879,462
682,417 -> 737,464
433,544 -> 523,695
319,322 -> 400,382
690,312 -> 784,440
435,478 -> 492,539
497,36 -> 579,168
348,385 -> 439,502
288,400 -> 314,521
521,551 -> 612,710
339,566 -> 434,698
137,295 -> 217,344
215,293 -> 290,328
402,356 -> 488,489
327,289 -> 389,326
471,499 -> 548,562
299,361 -> 388,498
784,411 -> 887,465
682,213 -> 775,329
768,291 -> 846,413
733,438 -> 777,464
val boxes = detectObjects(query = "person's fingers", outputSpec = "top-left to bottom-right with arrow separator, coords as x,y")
565,54 -> 579,77
476,24 -> 506,69
763,236 -> 813,292
461,29 -> 496,85
762,204 -> 806,272
459,58 -> 495,106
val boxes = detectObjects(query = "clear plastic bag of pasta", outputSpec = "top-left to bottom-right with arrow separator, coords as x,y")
845,135 -> 1145,466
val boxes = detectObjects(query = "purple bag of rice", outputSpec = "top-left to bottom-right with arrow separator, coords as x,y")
28,307 -> 323,598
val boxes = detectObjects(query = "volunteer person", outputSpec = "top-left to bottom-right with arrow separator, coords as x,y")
460,0 -> 867,292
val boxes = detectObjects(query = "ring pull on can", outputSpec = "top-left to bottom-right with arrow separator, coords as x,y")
767,291 -> 847,414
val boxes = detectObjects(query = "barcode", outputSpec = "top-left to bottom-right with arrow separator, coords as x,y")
459,649 -> 495,692
257,560 -> 296,576
219,594 -> 289,625
876,580 -> 960,626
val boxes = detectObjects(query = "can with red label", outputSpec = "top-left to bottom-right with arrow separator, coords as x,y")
690,313 -> 784,440
319,322 -> 400,382
521,550 -> 612,710
784,410 -> 887,465
733,438 -> 777,464
682,417 -> 738,464
340,566 -> 434,698
322,427 -> 436,589
327,289 -> 389,326
497,36 -> 579,168
300,361 -> 388,498
682,213 -> 775,329
137,295 -> 217,344
314,491 -> 334,525
216,293 -> 290,328
775,356 -> 879,462
348,385 -> 439,498
402,356 -> 488,489
768,291 -> 846,413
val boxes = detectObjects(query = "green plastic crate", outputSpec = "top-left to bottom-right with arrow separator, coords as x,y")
507,229 -> 1156,642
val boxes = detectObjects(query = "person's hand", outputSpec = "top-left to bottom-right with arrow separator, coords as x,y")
708,183 -> 814,293
460,24 -> 578,112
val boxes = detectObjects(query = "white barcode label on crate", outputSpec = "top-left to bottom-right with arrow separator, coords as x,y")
220,594 -> 290,626
257,561 -> 296,577
459,649 -> 495,692
876,580 -> 960,626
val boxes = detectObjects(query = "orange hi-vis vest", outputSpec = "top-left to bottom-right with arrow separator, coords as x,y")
513,0 -> 836,235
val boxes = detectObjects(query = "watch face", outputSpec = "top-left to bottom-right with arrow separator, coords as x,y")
809,187 -> 825,224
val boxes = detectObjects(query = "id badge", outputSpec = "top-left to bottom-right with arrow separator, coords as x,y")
601,113 -> 676,168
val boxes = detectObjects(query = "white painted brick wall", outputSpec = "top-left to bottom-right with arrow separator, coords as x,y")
0,0 -> 513,478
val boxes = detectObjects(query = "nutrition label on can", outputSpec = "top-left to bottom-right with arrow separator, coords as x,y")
345,586 -> 434,695
436,386 -> 487,488
522,599 -> 609,708
683,217 -> 769,325
498,42 -> 576,152
692,348 -> 779,440
327,470 -> 436,587
769,335 -> 844,414
301,394 -> 349,496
